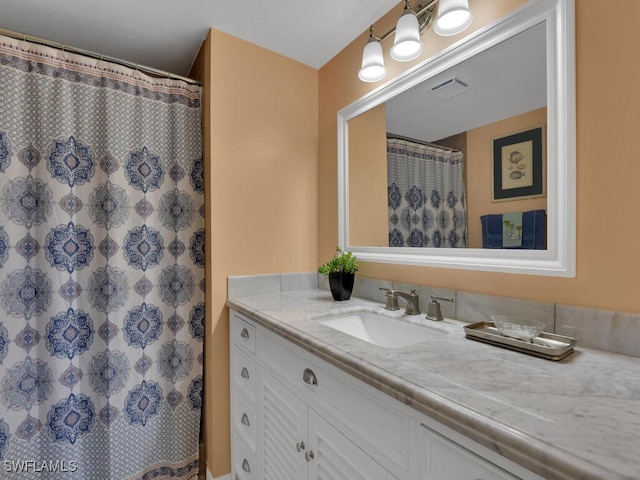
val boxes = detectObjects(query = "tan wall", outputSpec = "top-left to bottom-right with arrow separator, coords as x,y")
196,0 -> 640,474
466,108 -> 547,247
348,103 -> 388,246
194,29 -> 318,476
319,0 -> 640,313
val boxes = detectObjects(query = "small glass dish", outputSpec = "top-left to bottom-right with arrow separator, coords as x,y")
490,315 -> 545,342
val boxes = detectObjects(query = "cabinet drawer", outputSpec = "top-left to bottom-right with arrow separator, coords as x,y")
232,433 -> 255,480
231,311 -> 256,354
232,387 -> 256,455
232,346 -> 256,403
313,361 -> 410,472
259,331 -> 410,472
259,331 -> 315,392
425,426 -> 518,480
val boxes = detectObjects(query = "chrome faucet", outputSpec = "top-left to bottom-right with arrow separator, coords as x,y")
379,288 -> 421,315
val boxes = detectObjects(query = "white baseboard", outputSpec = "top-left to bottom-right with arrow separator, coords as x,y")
207,468 -> 230,480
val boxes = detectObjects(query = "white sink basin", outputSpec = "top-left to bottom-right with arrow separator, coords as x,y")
317,309 -> 445,348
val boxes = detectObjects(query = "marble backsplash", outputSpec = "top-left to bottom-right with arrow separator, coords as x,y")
228,273 -> 640,358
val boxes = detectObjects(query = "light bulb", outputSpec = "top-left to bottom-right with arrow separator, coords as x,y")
358,30 -> 386,82
390,8 -> 423,62
434,0 -> 473,36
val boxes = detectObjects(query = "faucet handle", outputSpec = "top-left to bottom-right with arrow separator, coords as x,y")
426,295 -> 454,321
378,287 -> 400,311
430,295 -> 454,303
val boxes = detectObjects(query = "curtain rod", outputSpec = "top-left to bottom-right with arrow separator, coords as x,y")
0,27 -> 201,86
387,133 -> 461,152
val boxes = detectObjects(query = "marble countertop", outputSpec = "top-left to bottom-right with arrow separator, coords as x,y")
226,290 -> 640,480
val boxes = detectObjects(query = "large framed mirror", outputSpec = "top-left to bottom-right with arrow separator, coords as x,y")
338,0 -> 575,276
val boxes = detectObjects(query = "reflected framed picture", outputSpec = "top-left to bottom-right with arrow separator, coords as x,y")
492,126 -> 545,201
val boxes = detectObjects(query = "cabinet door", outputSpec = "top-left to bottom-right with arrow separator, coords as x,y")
259,367 -> 308,480
307,408 -> 387,480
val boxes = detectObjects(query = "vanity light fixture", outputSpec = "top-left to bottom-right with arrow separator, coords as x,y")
358,26 -> 387,82
358,0 -> 474,82
434,0 -> 474,36
390,0 -> 424,62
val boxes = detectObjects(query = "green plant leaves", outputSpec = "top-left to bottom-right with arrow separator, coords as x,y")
318,247 -> 359,275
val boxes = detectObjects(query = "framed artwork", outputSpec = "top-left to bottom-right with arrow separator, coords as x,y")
492,126 -> 545,201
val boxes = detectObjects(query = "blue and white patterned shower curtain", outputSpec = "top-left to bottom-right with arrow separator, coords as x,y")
387,137 -> 467,248
0,36 -> 204,479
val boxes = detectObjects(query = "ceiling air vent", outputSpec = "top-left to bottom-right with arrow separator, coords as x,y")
430,77 -> 468,98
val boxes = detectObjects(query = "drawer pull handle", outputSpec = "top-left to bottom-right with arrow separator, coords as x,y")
241,328 -> 250,339
242,459 -> 250,473
241,413 -> 250,426
305,450 -> 315,462
296,441 -> 305,452
303,368 -> 318,386
241,367 -> 250,379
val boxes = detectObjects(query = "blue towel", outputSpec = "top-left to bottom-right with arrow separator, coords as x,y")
481,210 -> 546,249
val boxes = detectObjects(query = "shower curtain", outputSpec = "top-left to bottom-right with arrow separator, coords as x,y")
0,36 -> 204,479
387,137 -> 467,248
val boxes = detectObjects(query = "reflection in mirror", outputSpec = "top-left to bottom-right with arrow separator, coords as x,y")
338,0 -> 576,277
349,23 -> 547,249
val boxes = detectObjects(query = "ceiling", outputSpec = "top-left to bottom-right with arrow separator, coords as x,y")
0,0 -> 546,138
386,22 -> 547,142
0,0 -> 400,76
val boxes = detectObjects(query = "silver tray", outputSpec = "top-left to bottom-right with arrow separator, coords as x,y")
464,322 -> 576,361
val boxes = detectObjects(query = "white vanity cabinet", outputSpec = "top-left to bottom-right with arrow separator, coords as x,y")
230,311 -> 258,480
229,309 -> 540,480
259,367 -> 390,480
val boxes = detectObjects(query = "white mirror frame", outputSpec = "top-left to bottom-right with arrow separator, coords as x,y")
337,0 -> 575,277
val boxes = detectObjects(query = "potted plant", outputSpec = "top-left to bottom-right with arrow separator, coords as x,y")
318,247 -> 359,301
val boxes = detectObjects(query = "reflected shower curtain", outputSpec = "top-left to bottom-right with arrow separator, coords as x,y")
387,137 -> 467,247
0,36 -> 204,479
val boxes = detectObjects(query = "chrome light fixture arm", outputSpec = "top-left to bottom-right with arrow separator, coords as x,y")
376,0 -> 438,43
